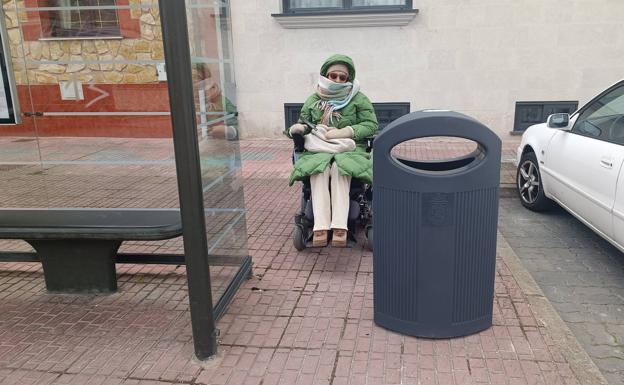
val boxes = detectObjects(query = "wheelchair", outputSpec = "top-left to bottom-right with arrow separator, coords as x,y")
290,131 -> 374,251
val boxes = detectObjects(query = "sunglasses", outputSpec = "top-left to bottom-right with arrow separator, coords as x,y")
327,72 -> 348,82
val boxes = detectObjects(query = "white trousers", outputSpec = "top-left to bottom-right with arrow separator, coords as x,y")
309,162 -> 351,231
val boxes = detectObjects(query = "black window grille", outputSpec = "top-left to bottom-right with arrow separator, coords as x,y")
513,101 -> 579,133
284,102 -> 410,131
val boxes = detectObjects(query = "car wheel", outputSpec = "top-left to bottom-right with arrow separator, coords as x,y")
517,151 -> 551,211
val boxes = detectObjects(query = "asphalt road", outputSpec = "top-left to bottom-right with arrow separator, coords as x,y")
499,197 -> 624,385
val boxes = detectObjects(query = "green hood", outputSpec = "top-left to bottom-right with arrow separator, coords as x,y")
320,54 -> 356,82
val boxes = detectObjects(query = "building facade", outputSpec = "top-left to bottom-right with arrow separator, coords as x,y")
230,0 -> 624,140
1,0 -> 622,141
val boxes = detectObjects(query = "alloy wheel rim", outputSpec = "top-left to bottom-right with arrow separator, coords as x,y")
518,160 -> 540,204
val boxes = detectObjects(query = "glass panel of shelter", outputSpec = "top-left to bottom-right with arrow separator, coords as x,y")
0,0 -> 248,308
186,0 -> 248,304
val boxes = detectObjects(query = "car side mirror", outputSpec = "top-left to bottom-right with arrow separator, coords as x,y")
547,113 -> 570,129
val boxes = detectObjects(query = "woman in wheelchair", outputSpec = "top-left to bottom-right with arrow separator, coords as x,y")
285,54 -> 378,248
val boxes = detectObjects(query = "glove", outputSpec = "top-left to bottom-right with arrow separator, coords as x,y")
325,126 -> 354,140
289,123 -> 306,136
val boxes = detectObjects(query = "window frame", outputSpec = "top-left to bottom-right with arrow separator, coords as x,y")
571,81 -> 624,145
282,0 -> 413,14
46,0 -> 122,39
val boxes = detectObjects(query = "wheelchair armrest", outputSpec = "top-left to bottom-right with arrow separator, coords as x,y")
365,135 -> 377,153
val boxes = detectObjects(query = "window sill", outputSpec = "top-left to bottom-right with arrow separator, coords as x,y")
271,8 -> 418,28
38,36 -> 124,42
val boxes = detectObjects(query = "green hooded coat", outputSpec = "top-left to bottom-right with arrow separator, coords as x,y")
285,54 -> 379,185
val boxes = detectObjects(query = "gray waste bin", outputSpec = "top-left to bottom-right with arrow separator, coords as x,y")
373,110 -> 501,338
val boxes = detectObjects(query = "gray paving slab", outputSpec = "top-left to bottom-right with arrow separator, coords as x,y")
499,197 -> 624,385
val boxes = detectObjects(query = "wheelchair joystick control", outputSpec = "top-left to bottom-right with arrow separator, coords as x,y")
292,133 -> 305,153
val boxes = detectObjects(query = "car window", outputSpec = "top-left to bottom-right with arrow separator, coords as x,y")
573,84 -> 624,141
610,117 -> 624,144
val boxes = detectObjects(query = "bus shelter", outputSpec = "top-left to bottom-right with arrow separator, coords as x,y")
0,0 -> 248,358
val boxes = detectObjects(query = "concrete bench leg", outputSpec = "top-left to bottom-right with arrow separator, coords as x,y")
26,239 -> 121,293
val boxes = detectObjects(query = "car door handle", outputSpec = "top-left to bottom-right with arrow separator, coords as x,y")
600,158 -> 613,168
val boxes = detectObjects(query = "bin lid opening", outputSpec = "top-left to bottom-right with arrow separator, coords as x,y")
390,137 -> 486,174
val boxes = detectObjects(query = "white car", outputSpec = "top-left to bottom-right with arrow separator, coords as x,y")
516,79 -> 624,252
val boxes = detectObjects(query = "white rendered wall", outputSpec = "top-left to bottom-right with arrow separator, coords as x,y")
230,0 -> 624,140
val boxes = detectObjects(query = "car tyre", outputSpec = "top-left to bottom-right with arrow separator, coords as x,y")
517,151 -> 551,211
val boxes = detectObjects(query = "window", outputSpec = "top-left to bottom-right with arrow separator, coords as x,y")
573,84 -> 624,142
284,0 -> 412,13
512,101 -> 578,133
273,0 -> 417,28
47,0 -> 121,38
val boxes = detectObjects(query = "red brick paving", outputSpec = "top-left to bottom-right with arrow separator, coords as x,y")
0,137 -> 586,385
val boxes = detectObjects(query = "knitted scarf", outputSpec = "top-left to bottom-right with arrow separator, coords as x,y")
314,76 -> 361,125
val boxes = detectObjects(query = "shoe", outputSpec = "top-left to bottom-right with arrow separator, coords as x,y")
331,229 -> 347,247
313,230 -> 328,247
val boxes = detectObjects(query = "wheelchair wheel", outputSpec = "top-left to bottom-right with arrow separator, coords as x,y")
293,227 -> 306,251
365,227 -> 373,251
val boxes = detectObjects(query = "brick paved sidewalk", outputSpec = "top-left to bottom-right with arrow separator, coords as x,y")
0,137 -> 599,385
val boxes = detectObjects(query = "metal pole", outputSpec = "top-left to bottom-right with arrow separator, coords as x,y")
158,0 -> 217,359
199,89 -> 208,138
214,1 -> 227,129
